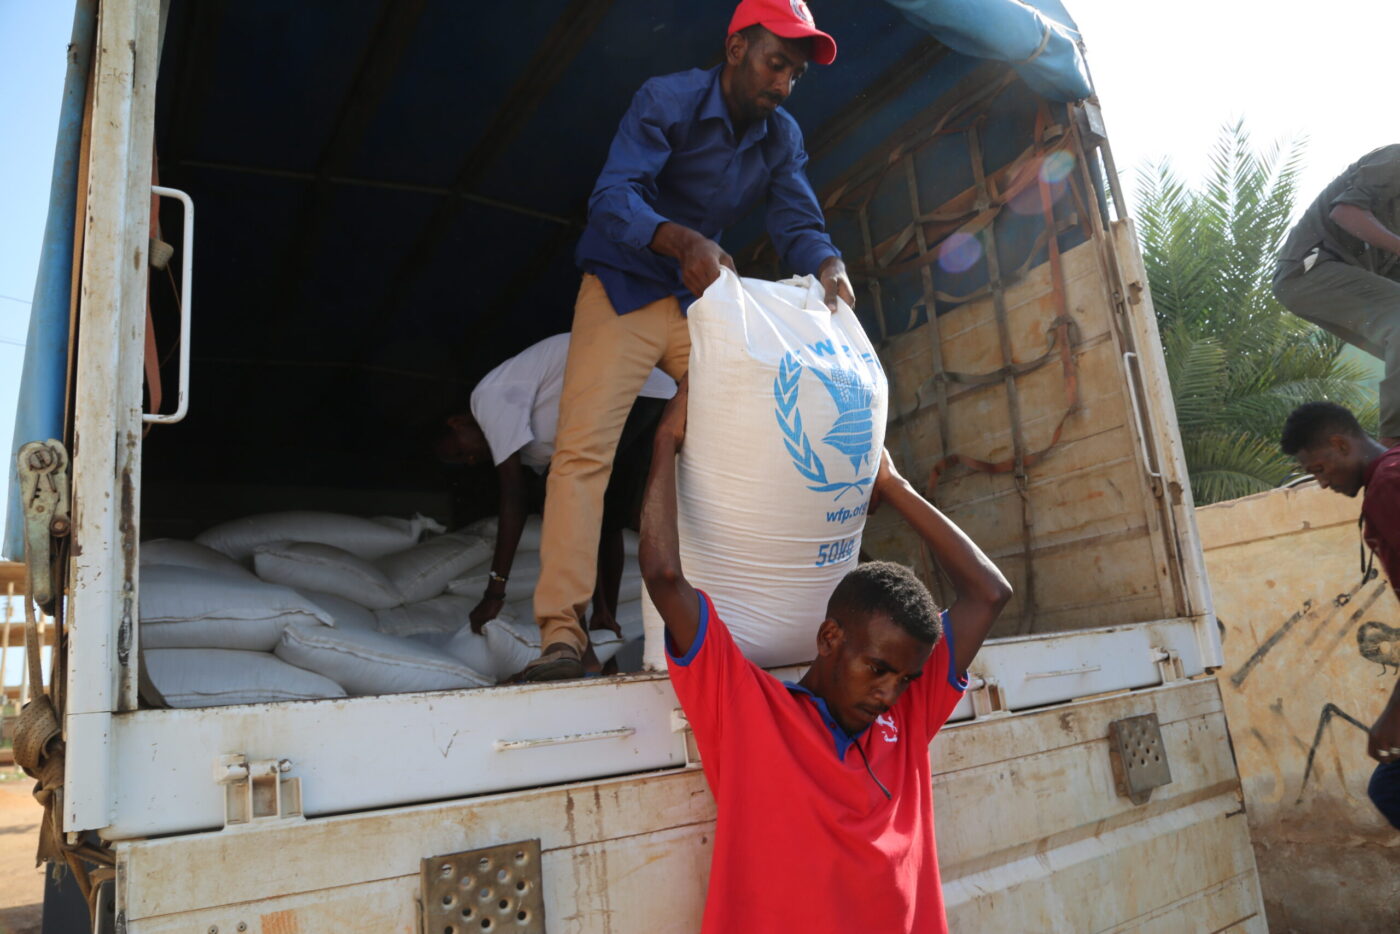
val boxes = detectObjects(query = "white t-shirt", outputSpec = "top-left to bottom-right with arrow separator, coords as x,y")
469,333 -> 677,473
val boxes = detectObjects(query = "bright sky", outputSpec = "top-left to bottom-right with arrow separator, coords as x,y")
0,0 -> 1393,686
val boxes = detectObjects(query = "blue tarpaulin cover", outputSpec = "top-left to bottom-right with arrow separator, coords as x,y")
882,0 -> 1091,101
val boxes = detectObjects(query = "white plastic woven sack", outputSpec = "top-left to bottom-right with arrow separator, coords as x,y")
642,270 -> 887,669
276,623 -> 492,696
376,532 -> 492,604
253,542 -> 403,610
145,649 -> 347,707
463,515 -> 544,551
482,617 -> 539,681
592,629 -> 624,666
371,513 -> 446,538
140,564 -> 332,651
443,624 -> 498,682
140,538 -> 255,579
446,551 -> 541,599
299,591 -> 379,632
196,511 -> 420,561
374,594 -> 475,639
614,599 -> 644,643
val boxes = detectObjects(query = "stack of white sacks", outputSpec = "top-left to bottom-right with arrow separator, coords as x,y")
138,511 -> 645,707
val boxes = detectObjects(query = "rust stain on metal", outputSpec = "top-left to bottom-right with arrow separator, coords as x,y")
260,909 -> 300,934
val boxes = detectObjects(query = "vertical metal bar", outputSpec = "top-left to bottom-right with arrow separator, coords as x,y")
857,205 -> 887,342
902,156 -> 954,464
66,0 -> 161,836
1,582 -> 11,704
968,124 -> 1038,635
899,155 -> 952,601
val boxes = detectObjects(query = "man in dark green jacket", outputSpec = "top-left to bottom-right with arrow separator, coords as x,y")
1274,146 -> 1400,445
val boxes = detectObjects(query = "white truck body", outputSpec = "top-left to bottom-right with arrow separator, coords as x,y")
18,0 -> 1266,930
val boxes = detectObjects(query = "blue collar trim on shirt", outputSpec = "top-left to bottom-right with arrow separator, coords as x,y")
698,64 -> 769,150
783,681 -> 867,761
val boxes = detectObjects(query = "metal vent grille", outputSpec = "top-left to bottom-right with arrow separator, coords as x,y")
1109,713 -> 1173,805
421,839 -> 546,934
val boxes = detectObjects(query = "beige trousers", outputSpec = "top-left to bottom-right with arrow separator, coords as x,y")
535,274 -> 691,653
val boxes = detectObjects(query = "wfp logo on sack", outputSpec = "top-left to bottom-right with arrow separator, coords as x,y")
773,345 -> 876,502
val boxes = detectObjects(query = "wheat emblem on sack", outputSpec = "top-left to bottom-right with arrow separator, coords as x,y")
773,352 -> 875,501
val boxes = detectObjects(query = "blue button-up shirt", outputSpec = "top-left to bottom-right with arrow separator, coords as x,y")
575,65 -> 840,315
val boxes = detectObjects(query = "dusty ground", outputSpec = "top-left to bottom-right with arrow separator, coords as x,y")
0,774 -> 44,934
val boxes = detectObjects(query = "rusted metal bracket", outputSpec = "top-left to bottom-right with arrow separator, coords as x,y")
17,439 -> 71,613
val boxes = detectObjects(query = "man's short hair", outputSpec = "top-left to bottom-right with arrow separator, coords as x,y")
826,560 -> 942,645
1280,401 -> 1366,455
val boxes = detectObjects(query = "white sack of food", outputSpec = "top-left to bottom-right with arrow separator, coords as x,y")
446,551 -> 541,598
374,594 -> 475,639
463,515 -> 544,552
145,648 -> 347,707
140,564 -> 332,651
277,622 -> 492,696
614,599 -> 644,643
371,513 -> 445,539
482,617 -> 540,682
376,532 -> 492,604
299,590 -> 379,632
642,270 -> 887,669
591,629 -> 624,666
254,542 -> 403,610
617,568 -> 643,605
196,511 -> 419,561
140,538 -> 256,579
443,625 -> 498,682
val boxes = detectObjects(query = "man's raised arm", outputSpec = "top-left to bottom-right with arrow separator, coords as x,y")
871,450 -> 1012,673
639,378 -> 701,654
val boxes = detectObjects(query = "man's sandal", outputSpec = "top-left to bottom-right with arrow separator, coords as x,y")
517,643 -> 585,683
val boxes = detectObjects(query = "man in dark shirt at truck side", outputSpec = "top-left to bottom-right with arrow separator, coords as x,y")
1274,147 -> 1400,445
1282,401 -> 1400,828
523,0 -> 855,680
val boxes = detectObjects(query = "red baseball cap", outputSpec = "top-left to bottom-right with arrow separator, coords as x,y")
728,0 -> 837,66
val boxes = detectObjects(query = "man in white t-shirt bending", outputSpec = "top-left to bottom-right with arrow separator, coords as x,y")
435,333 -> 675,656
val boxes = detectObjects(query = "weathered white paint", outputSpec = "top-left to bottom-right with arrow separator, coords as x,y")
116,679 -> 1263,933
64,0 -> 159,834
98,617 -> 1205,840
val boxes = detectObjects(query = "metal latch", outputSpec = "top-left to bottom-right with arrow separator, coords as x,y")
966,675 -> 1009,718
17,439 -> 71,611
421,839 -> 545,934
214,754 -> 302,826
671,707 -> 700,767
1108,714 -> 1173,805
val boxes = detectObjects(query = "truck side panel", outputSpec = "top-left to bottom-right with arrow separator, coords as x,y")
117,679 -> 1263,933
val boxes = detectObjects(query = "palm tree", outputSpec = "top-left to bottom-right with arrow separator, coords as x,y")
1135,121 -> 1377,505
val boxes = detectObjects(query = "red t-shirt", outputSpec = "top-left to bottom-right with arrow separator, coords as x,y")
667,591 -> 967,934
1363,448 -> 1400,598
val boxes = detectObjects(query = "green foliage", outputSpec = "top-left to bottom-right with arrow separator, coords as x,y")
1136,122 -> 1376,505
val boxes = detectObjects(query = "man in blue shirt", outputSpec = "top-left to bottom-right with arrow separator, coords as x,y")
522,0 -> 853,680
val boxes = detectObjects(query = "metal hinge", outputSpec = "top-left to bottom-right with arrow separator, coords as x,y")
17,439 -> 71,611
214,754 -> 302,827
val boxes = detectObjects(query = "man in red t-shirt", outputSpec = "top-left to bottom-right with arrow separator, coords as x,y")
1282,401 -> 1400,828
640,379 -> 1012,932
